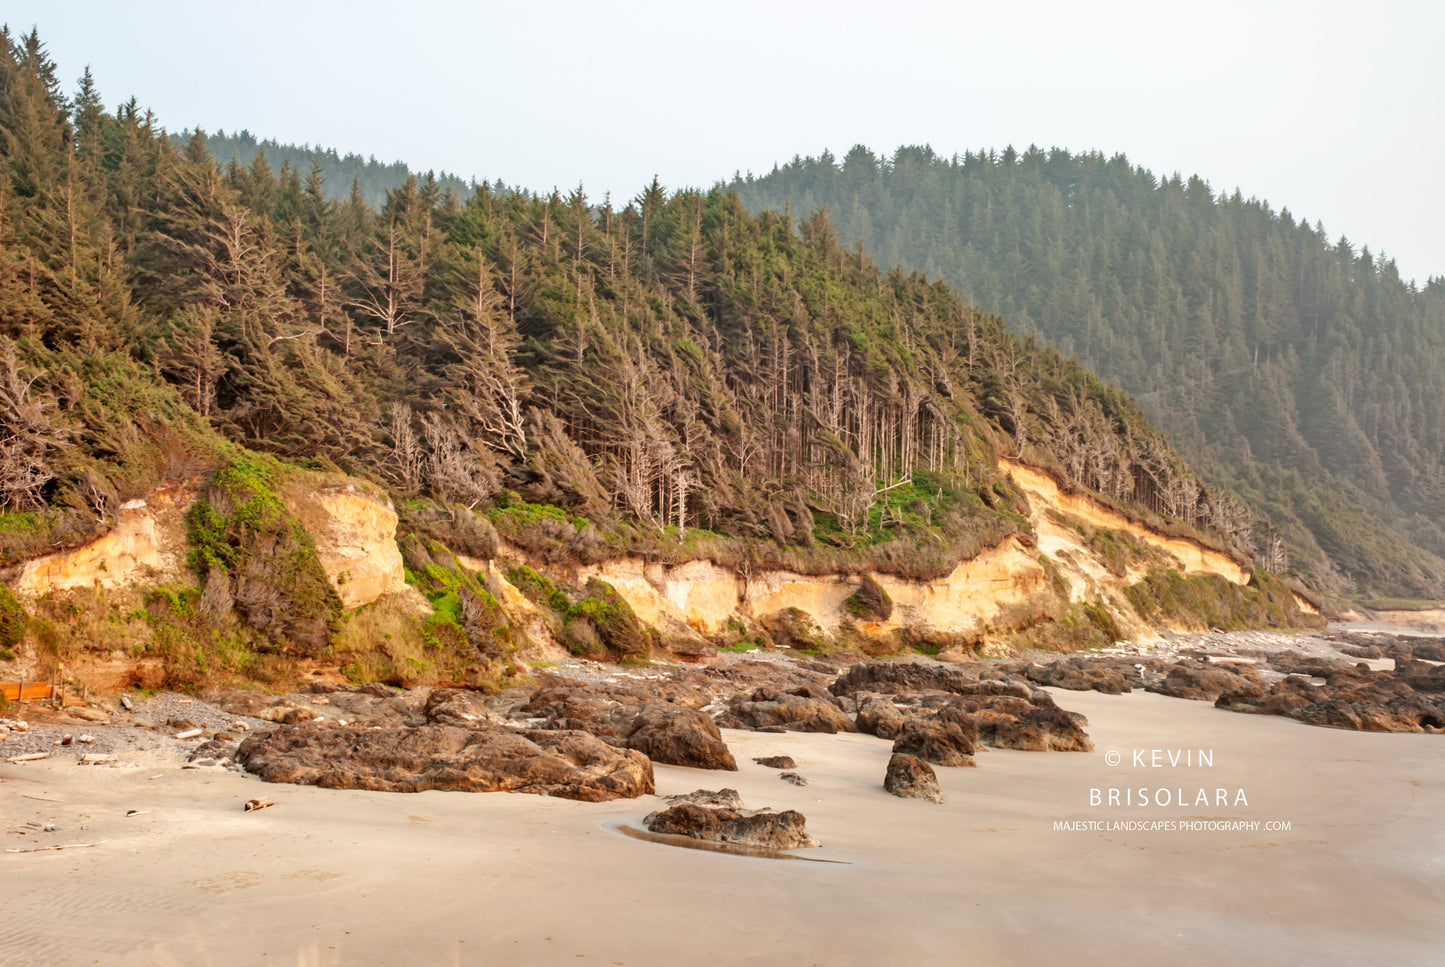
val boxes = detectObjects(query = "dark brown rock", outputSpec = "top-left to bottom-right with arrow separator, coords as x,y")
778,772 -> 808,786
644,802 -> 818,849
752,756 -> 796,769
663,787 -> 743,808
1146,661 -> 1262,702
891,716 -> 977,767
1025,658 -> 1135,694
856,699 -> 908,740
625,704 -> 737,770
976,704 -> 1094,752
716,695 -> 856,734
424,688 -> 503,728
236,724 -> 654,801
884,752 -> 943,803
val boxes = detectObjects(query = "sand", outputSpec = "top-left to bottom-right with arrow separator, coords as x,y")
3,690 -> 1442,967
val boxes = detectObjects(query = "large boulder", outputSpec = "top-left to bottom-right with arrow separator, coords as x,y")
884,752 -> 944,803
625,704 -> 737,770
891,715 -> 977,767
976,704 -> 1094,752
856,698 -> 908,740
236,724 -> 654,801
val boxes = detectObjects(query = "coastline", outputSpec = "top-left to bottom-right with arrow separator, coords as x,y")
5,682 -> 1442,966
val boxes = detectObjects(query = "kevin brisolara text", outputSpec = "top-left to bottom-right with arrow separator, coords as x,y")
1052,820 -> 1292,832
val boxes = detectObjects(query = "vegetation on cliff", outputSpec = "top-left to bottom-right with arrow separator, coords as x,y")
730,145 -> 1445,597
0,30 -> 1309,678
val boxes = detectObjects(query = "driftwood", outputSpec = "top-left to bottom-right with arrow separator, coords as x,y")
79,754 -> 117,765
125,810 -> 148,817
5,843 -> 97,853
5,752 -> 48,763
244,797 -> 275,812
174,728 -> 203,740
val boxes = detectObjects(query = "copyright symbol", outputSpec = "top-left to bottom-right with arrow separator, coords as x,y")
1104,751 -> 1121,767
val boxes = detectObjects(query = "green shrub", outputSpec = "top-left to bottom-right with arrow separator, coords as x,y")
562,578 -> 650,659
186,454 -> 341,656
844,574 -> 893,621
0,586 -> 27,649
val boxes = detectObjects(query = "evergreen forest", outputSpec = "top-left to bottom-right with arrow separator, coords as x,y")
0,29 -> 1244,594
731,145 -> 1445,597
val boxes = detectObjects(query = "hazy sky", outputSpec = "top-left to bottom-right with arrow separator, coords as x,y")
10,1 -> 1443,282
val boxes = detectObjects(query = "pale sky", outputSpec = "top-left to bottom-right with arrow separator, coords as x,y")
10,0 -> 1444,282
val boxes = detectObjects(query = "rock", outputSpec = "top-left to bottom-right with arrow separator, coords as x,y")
624,704 -> 737,771
778,772 -> 807,786
855,699 -> 908,740
831,661 -> 980,697
891,716 -> 977,767
1025,657 -> 1134,694
936,647 -> 973,664
716,694 -> 856,733
884,752 -> 944,803
187,738 -> 239,770
1147,661 -> 1261,702
423,688 -> 503,729
257,704 -> 317,725
644,802 -> 818,850
65,707 -> 110,724
752,756 -> 796,769
974,703 -> 1094,752
831,661 -> 1034,701
663,788 -> 744,808
236,724 -> 654,801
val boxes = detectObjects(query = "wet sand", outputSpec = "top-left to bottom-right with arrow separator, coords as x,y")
3,689 -> 1442,966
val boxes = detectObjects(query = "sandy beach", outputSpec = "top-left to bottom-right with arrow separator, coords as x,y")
4,684 -> 1442,967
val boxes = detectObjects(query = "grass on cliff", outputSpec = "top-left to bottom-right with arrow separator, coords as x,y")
1123,569 -> 1324,631
484,469 -> 1028,583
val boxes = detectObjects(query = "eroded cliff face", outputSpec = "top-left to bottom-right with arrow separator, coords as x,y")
999,459 -> 1251,585
577,536 -> 1052,641
7,457 -> 1260,658
283,485 -> 407,610
566,460 -> 1255,648
12,487 -> 195,596
11,479 -> 408,611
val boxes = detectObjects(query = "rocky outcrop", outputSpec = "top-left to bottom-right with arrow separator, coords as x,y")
884,753 -> 944,803
424,688 -> 504,729
855,697 -> 908,740
1146,661 -> 1263,702
282,484 -> 406,610
1000,459 -> 1251,584
644,791 -> 817,849
624,704 -> 737,771
716,689 -> 856,734
1216,655 -> 1445,733
1022,657 -> 1137,694
891,715 -> 977,767
236,723 -> 654,801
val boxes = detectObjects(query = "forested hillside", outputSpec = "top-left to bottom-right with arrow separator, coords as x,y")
0,28 -> 1252,594
730,146 -> 1445,597
200,128 -> 486,209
